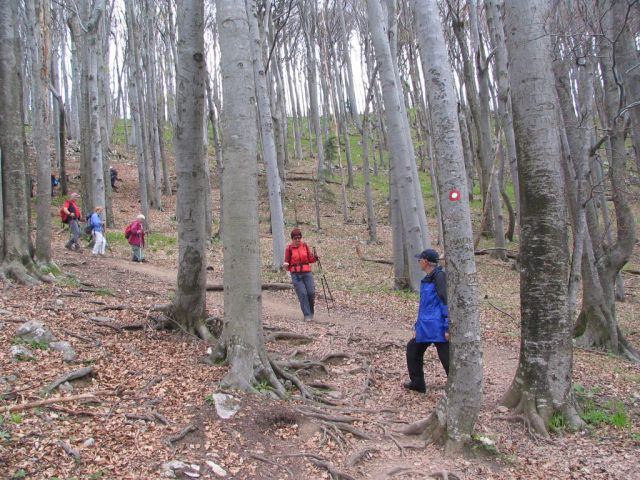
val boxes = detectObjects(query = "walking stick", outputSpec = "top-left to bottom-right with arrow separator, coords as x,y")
313,247 -> 335,314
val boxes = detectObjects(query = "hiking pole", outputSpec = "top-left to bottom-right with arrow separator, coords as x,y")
313,248 -> 335,314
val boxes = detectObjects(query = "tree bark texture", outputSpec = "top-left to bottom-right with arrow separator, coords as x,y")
170,0 -> 208,333
412,0 -> 482,454
214,0 -> 285,396
502,0 -> 581,434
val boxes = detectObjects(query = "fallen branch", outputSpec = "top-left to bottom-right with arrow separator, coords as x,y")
266,331 -> 314,343
165,423 -> 198,446
275,359 -> 328,373
61,327 -> 101,346
3,393 -> 99,413
43,367 -> 94,395
474,248 -> 518,260
355,245 -> 393,265
206,282 -> 292,291
57,439 -> 81,461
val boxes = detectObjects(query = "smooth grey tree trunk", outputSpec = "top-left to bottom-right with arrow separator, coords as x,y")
169,0 -> 208,335
284,40 -> 303,161
573,1 -> 639,361
25,0 -> 53,264
124,3 -> 150,225
301,0 -> 326,183
212,0 -> 285,396
485,0 -> 520,236
245,0 -> 285,270
367,0 -> 426,290
501,0 -> 582,435
0,0 -> 42,284
404,0 -> 482,454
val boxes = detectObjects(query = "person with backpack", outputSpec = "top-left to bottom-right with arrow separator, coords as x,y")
404,248 -> 449,394
109,166 -> 120,192
62,193 -> 82,251
283,227 -> 318,321
88,206 -> 107,256
126,214 -> 146,262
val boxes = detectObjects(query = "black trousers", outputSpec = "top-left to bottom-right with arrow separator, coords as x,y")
406,337 -> 450,388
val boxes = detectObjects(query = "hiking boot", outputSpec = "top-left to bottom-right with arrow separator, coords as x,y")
304,316 -> 313,321
403,382 -> 426,393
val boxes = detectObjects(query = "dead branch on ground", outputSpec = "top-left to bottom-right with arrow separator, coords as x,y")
355,245 -> 393,265
57,439 -> 81,461
3,393 -> 100,413
43,366 -> 94,395
266,331 -> 315,343
165,423 -> 198,446
206,282 -> 292,291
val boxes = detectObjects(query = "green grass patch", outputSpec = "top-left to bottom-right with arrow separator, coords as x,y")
12,339 -> 49,351
58,276 -> 82,289
579,398 -> 630,429
548,412 -> 567,433
94,288 -> 115,297
40,264 -> 62,276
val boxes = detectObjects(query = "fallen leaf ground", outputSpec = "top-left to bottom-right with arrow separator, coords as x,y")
1,147 -> 639,479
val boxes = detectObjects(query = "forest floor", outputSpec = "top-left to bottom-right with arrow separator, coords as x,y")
1,146 -> 639,479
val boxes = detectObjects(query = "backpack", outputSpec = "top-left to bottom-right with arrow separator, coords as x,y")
124,223 -> 133,239
84,214 -> 94,236
60,201 -> 77,224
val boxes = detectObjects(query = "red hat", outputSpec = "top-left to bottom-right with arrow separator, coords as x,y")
290,228 -> 302,238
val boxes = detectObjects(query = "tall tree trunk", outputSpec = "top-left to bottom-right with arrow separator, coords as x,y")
301,0 -> 326,183
245,0 -> 285,270
501,0 -> 582,435
404,0 -> 482,454
212,0 -> 285,397
168,0 -> 208,335
573,1 -> 639,361
0,0 -> 43,284
485,0 -> 520,237
25,0 -> 53,264
367,0 -> 426,290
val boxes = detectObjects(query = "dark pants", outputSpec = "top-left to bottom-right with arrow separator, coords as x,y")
291,272 -> 315,318
65,219 -> 81,249
406,337 -> 450,389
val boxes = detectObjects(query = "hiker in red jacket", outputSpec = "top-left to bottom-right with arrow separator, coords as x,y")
63,193 -> 82,251
284,228 -> 318,321
127,214 -> 146,262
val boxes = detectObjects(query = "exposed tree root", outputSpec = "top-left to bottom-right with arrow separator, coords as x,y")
501,387 -> 585,437
275,359 -> 328,374
247,452 -> 294,478
346,447 -> 379,467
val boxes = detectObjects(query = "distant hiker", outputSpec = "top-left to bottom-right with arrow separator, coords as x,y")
126,214 -> 146,262
109,166 -> 120,192
404,248 -> 449,394
62,193 -> 82,251
89,206 -> 107,256
51,174 -> 59,197
283,227 -> 318,321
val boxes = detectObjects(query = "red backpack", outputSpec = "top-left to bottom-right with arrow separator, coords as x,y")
124,223 -> 133,239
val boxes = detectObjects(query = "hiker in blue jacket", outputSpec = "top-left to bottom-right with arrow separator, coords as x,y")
404,248 -> 449,393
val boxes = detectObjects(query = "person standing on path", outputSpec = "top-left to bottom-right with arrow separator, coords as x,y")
63,193 -> 82,251
89,206 -> 107,256
283,228 -> 318,321
404,248 -> 449,393
127,214 -> 146,262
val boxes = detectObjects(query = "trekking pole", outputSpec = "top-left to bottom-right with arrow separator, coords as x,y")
313,248 -> 335,313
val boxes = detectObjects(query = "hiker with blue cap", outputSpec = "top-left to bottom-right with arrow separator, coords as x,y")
404,248 -> 449,393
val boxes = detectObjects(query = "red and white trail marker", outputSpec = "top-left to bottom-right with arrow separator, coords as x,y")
449,189 -> 461,201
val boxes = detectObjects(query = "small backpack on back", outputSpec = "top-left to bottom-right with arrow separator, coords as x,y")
124,223 -> 133,239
